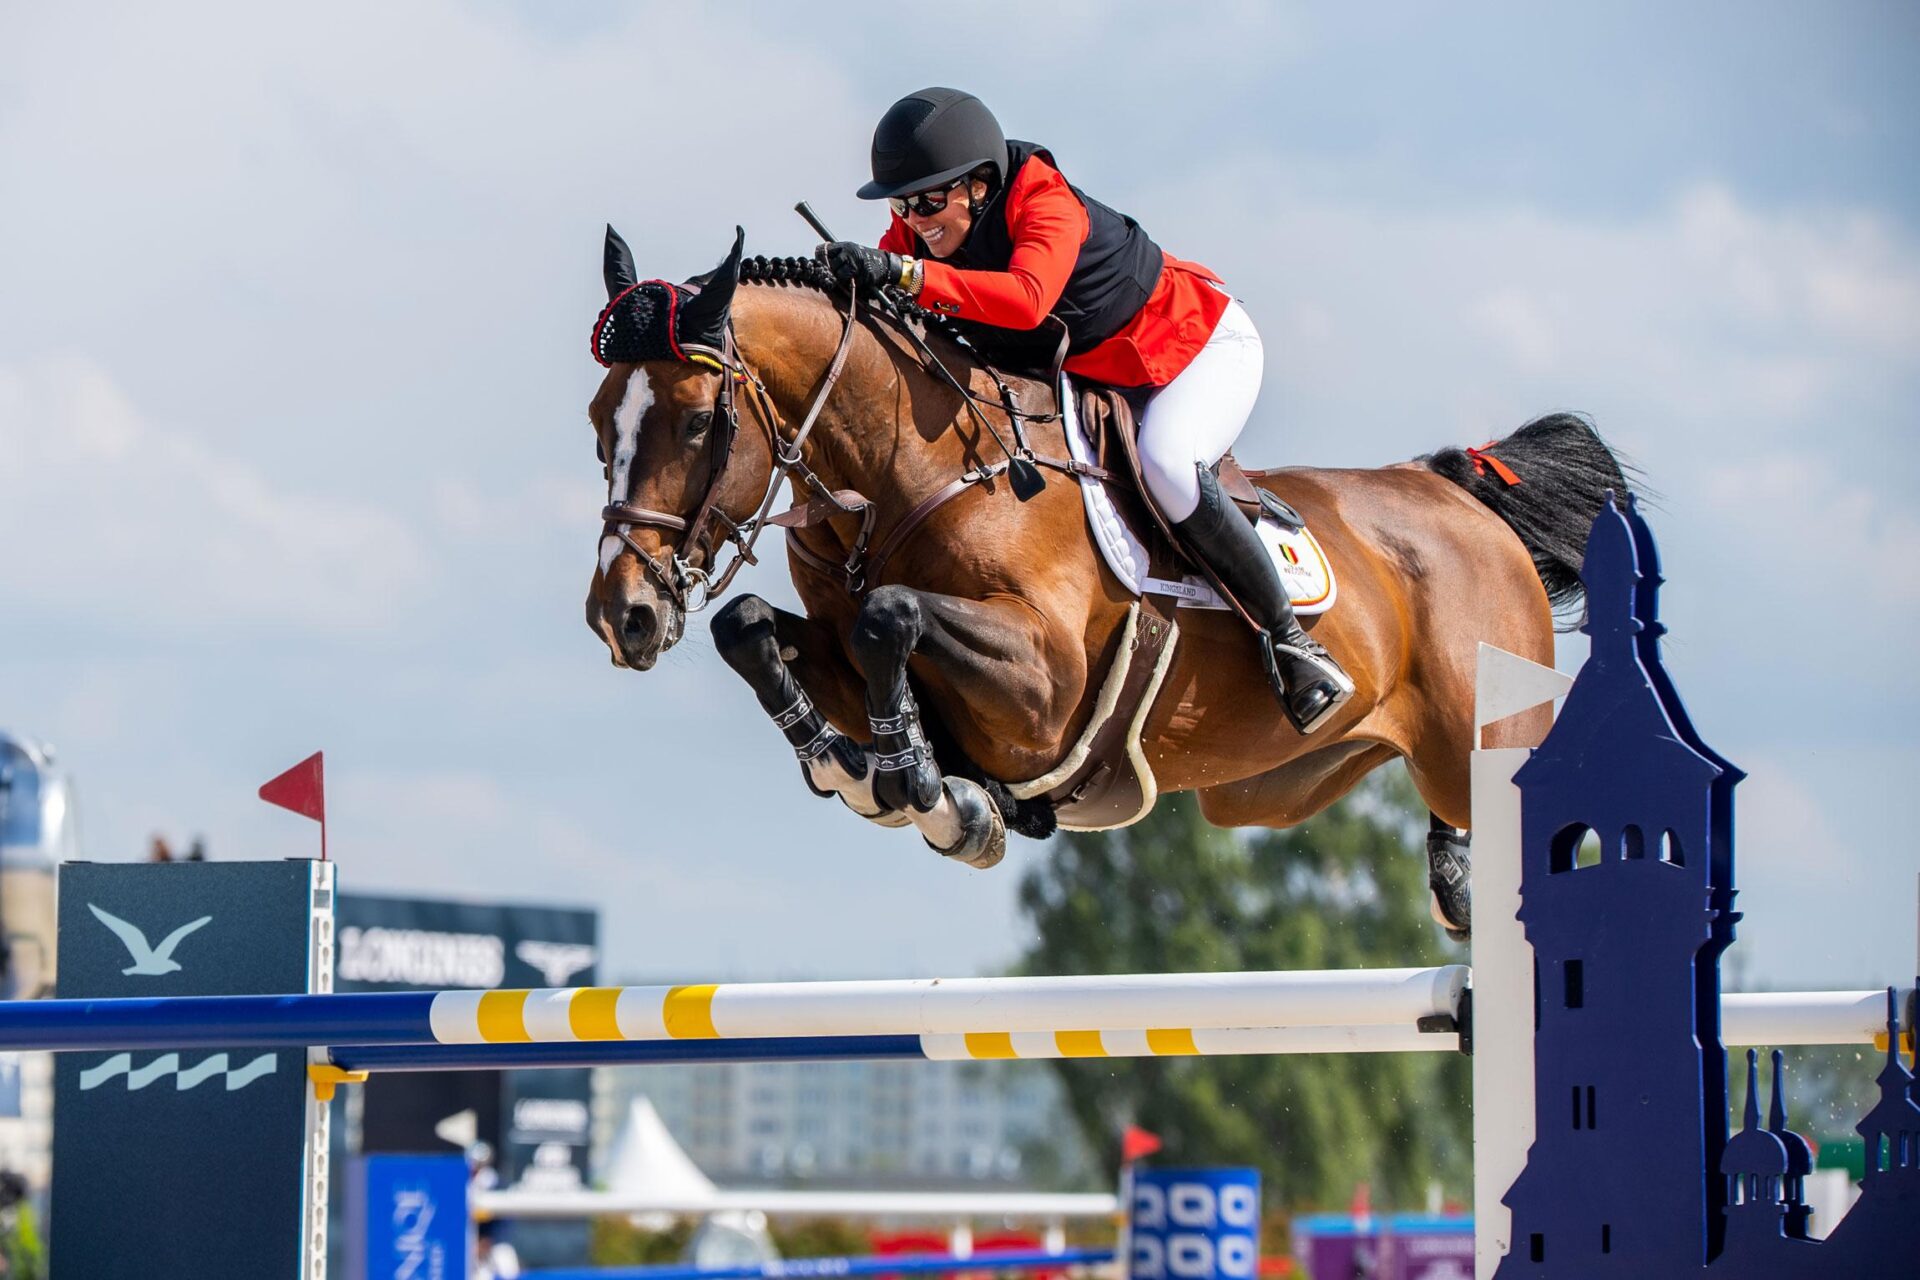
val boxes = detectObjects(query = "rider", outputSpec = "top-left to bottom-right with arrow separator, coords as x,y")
819,88 -> 1352,734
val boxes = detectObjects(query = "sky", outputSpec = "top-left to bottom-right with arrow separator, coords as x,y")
2,1 -> 1915,991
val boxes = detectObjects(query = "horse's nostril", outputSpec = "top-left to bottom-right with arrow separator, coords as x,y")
621,602 -> 658,642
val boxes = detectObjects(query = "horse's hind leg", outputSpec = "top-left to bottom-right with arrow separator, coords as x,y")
1198,741 -> 1474,939
1194,740 -> 1400,829
1425,814 -> 1472,941
710,595 -> 907,829
1401,663 -> 1553,942
849,584 -> 1040,869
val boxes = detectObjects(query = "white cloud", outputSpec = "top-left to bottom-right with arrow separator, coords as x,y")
1726,749 -> 1918,990
1469,288 -> 1562,372
0,357 -> 430,630
1137,174 -> 1920,464
1701,453 -> 1920,608
430,473 -> 604,542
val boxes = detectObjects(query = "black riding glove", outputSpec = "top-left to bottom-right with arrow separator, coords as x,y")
817,241 -> 901,294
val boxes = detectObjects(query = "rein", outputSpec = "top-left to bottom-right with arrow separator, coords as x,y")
600,278 -> 1108,610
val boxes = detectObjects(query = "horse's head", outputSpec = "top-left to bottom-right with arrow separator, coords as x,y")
585,225 -> 769,670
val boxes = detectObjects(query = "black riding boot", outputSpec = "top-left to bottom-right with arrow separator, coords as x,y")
1173,465 -> 1354,734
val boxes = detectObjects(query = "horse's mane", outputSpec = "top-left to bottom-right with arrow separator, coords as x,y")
732,256 -> 1053,386
738,255 -> 839,291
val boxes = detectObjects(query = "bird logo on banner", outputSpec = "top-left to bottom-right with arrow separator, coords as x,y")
88,905 -> 211,976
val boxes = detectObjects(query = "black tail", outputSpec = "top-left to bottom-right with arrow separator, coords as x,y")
1422,413 -> 1634,625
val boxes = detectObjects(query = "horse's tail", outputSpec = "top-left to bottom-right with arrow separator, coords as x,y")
1421,412 -> 1634,622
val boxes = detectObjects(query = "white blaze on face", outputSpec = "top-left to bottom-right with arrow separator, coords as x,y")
600,367 -> 655,576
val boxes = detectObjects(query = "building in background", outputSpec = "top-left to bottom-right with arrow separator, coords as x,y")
0,732 -> 70,1001
595,1053 -> 1097,1190
0,732 -> 73,1199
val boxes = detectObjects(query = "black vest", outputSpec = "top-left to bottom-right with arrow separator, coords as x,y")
921,140 -> 1164,356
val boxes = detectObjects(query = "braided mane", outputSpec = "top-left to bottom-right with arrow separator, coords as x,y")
730,253 -> 1050,383
737,255 -> 838,291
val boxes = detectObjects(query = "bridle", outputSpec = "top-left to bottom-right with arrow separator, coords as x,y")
598,279 -> 871,613
598,276 -> 1110,612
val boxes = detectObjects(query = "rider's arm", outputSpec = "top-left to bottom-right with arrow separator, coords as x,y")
912,163 -> 1090,328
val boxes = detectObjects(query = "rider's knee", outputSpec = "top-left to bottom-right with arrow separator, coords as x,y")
710,594 -> 775,661
1139,449 -> 1204,520
851,586 -> 922,662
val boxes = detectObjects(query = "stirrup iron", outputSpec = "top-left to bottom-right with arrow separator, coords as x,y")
1260,631 -> 1354,736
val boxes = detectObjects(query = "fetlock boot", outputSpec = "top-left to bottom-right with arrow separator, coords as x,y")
1427,818 -> 1472,941
868,688 -> 944,815
1173,465 -> 1355,735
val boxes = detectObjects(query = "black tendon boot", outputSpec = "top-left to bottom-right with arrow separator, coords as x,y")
1173,465 -> 1354,734
1427,815 -> 1472,942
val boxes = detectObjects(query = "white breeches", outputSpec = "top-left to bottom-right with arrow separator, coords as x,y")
1137,296 -> 1265,522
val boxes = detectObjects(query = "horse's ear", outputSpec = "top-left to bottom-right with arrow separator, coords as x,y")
676,226 -> 745,348
604,224 -> 638,297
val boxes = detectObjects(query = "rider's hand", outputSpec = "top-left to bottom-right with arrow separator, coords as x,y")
817,241 -> 901,294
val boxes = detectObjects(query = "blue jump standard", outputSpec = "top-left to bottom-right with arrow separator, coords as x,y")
524,1248 -> 1116,1280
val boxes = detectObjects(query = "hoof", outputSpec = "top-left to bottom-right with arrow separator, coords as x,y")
928,778 -> 1006,870
1427,829 -> 1471,942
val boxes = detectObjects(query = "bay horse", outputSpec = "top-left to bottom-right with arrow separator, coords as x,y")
583,229 -> 1628,935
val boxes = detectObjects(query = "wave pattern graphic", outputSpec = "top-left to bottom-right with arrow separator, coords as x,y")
79,1051 -> 279,1092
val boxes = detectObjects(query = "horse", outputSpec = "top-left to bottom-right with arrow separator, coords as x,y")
583,228 -> 1629,935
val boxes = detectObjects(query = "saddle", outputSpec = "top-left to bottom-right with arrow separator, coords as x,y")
1006,383 -> 1311,830
1074,385 -> 1304,584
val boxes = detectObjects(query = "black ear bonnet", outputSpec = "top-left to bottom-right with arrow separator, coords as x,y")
592,226 -> 745,368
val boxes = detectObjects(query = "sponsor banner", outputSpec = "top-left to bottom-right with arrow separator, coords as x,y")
501,1066 -> 592,1190
1291,1214 -> 1474,1280
336,892 -> 597,1270
1383,1218 -> 1474,1280
53,859 -> 325,1279
336,894 -> 598,993
1129,1167 -> 1261,1280
346,1154 -> 470,1280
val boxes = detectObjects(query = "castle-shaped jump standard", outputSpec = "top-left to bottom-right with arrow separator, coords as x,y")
1494,495 -> 1920,1278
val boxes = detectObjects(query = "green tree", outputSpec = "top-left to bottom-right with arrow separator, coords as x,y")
1016,766 -> 1470,1212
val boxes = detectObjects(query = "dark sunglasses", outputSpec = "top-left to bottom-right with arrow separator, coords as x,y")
887,176 -> 968,219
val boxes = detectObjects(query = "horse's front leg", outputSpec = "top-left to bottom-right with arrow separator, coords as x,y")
710,594 -> 908,829
851,584 -> 1042,870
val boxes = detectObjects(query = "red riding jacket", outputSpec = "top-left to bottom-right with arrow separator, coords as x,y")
879,149 -> 1229,388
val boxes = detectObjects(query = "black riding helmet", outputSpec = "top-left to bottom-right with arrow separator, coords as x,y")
856,88 -> 1009,202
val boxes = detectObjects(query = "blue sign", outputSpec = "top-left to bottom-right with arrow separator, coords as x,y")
347,1154 -> 470,1280
1129,1167 -> 1261,1280
52,859 -> 327,1278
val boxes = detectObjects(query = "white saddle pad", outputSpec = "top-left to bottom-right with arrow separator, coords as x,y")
1060,375 -> 1336,615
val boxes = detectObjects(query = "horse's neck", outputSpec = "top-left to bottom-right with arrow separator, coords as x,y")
738,289 -> 975,517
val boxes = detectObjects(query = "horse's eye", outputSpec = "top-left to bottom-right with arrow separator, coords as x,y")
686,410 -> 714,441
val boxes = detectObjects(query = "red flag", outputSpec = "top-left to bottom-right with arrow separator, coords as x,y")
260,752 -> 324,820
1121,1125 -> 1163,1163
260,752 -> 327,859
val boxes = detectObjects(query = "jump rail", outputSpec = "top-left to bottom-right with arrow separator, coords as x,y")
474,1190 -> 1123,1221
3,972 -> 1904,1069
520,1247 -> 1116,1280
0,966 -> 1469,1052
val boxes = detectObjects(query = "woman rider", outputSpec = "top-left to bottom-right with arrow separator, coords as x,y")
818,87 -> 1352,735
